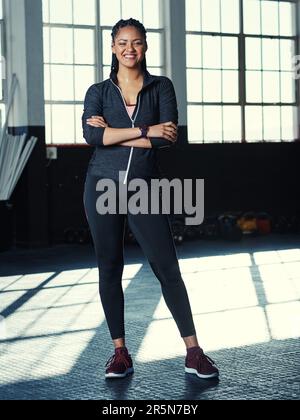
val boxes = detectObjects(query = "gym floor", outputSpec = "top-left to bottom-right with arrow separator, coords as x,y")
0,234 -> 299,400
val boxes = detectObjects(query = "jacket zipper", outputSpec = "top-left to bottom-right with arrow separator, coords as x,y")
110,79 -> 142,184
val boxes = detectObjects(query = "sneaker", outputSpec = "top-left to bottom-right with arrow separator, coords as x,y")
185,347 -> 219,379
105,347 -> 134,379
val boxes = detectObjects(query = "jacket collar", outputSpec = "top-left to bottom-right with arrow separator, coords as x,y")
110,68 -> 156,90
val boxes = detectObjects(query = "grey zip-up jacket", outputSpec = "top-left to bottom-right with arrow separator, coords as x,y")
82,69 -> 178,183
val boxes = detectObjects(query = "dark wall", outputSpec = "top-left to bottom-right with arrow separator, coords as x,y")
46,142 -> 300,244
46,146 -> 92,245
1,137 -> 299,250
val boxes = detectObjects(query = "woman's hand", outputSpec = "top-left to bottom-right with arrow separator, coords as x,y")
86,116 -> 108,128
148,122 -> 178,142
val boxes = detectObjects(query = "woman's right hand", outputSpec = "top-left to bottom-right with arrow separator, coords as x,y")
148,122 -> 178,142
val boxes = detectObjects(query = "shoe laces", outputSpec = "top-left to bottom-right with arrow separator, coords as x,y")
105,350 -> 131,369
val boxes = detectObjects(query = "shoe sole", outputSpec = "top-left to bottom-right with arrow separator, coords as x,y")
105,367 -> 134,379
185,367 -> 219,379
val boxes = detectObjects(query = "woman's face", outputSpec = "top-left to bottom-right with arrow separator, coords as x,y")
112,26 -> 147,69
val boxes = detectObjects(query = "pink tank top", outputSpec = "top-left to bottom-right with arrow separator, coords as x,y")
126,104 -> 135,118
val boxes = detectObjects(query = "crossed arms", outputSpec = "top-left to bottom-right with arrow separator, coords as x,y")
82,77 -> 179,149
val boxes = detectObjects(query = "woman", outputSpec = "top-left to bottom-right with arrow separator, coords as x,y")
82,18 -> 218,380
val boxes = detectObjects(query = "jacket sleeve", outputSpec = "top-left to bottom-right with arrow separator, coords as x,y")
82,84 -> 106,146
149,77 -> 179,149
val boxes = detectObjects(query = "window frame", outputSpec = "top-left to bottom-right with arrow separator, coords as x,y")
185,0 -> 299,144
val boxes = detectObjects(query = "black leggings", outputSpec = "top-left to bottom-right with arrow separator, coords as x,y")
83,170 -> 196,340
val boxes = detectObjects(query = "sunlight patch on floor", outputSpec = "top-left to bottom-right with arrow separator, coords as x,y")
135,306 -> 270,362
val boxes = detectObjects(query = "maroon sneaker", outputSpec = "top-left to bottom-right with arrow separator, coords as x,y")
185,347 -> 219,379
105,347 -> 134,379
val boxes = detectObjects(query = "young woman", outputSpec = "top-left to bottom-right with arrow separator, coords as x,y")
82,18 -> 218,380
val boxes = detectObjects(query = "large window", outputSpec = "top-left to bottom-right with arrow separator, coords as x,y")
43,0 -> 164,145
186,0 -> 298,143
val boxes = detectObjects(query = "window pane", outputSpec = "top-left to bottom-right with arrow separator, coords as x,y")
280,2 -> 296,36
223,106 -> 241,142
263,71 -> 280,103
51,65 -> 74,101
45,104 -> 52,144
75,66 -> 95,101
281,72 -> 295,103
49,0 -> 72,24
185,0 -> 201,31
44,64 -> 51,100
202,36 -> 221,69
280,39 -> 295,72
52,105 -> 75,143
121,0 -> 143,21
102,30 -> 112,66
203,70 -> 221,102
43,27 -> 50,63
245,106 -> 263,141
201,0 -> 220,32
146,32 -> 161,67
281,106 -> 297,141
246,71 -> 262,102
187,69 -> 202,102
100,0 -> 121,25
74,29 -> 95,64
0,104 -> 5,127
262,39 -> 279,71
261,0 -> 279,36
263,106 -> 280,141
186,35 -> 202,68
75,104 -> 86,144
204,106 -> 222,142
221,0 -> 240,33
222,70 -> 239,102
42,0 -> 49,23
246,38 -> 261,70
187,105 -> 203,142
102,66 -> 111,80
149,67 -> 162,76
143,0 -> 160,29
73,0 -> 96,25
51,28 -> 73,64
222,37 -> 238,69
243,0 -> 261,35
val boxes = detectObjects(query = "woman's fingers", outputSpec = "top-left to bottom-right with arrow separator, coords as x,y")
165,121 -> 178,131
165,125 -> 177,140
86,116 -> 108,127
88,116 -> 106,123
87,121 -> 107,127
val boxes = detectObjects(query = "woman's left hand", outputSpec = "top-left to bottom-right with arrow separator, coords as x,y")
86,116 -> 108,128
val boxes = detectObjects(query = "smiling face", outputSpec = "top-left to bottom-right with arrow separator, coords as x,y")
111,26 -> 148,70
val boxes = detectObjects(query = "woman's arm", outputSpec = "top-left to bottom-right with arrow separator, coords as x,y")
82,84 -> 144,146
87,116 -> 177,148
148,77 -> 179,149
119,138 -> 152,148
85,115 -> 144,146
102,127 -> 143,146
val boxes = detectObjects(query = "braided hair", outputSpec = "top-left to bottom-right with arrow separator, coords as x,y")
110,18 -> 148,78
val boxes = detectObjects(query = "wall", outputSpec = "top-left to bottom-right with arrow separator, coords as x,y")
45,142 -> 300,244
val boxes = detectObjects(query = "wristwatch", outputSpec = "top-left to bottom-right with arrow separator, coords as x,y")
138,125 -> 149,139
